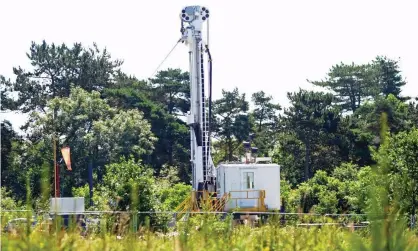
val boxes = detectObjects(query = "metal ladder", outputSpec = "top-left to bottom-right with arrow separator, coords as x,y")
200,43 -> 210,182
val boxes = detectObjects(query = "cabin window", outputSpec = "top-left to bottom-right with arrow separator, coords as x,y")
243,172 -> 254,189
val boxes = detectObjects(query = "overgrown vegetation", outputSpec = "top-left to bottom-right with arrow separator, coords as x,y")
2,117 -> 418,250
1,41 -> 418,249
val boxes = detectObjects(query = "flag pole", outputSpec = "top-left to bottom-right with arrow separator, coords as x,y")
53,107 -> 59,198
53,136 -> 57,197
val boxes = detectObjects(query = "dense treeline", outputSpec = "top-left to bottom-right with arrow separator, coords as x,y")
1,41 -> 418,218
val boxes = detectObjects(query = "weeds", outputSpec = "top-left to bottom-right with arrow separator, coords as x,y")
2,113 -> 418,250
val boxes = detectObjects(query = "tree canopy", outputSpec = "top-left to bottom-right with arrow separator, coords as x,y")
1,40 -> 416,221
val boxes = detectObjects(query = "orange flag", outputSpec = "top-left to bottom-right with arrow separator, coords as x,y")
61,146 -> 72,171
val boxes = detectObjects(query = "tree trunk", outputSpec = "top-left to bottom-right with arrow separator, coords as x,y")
227,137 -> 233,161
168,124 -> 173,165
304,140 -> 310,181
88,157 -> 93,207
168,93 -> 174,114
412,188 -> 416,229
258,107 -> 264,132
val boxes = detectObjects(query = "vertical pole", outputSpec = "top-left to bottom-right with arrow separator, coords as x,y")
53,107 -> 60,197
54,136 -> 61,197
53,138 -> 56,197
53,104 -> 57,198
53,136 -> 59,197
56,161 -> 60,197
88,158 -> 93,207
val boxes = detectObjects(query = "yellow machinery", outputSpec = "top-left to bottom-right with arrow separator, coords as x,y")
175,190 -> 266,220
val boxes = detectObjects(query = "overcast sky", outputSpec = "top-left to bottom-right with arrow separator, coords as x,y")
1,0 -> 417,131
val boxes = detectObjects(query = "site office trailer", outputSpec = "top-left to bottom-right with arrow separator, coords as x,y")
216,163 -> 281,212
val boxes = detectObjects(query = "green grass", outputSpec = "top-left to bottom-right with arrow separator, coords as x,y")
1,213 -> 418,251
0,218 -> 353,251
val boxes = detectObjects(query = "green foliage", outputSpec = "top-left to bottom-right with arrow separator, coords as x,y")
103,75 -> 190,181
1,120 -> 25,196
408,100 -> 418,127
212,87 -> 251,162
386,128 -> 418,217
5,40 -> 122,114
1,187 -> 21,210
347,94 -> 412,167
356,112 -> 409,250
72,184 -> 91,207
0,75 -> 15,111
26,87 -> 156,195
286,163 -> 367,214
0,223 -> 355,250
3,214 -> 418,250
273,132 -> 305,185
0,187 -> 24,230
372,55 -> 408,101
353,94 -> 411,136
3,40 -> 418,249
89,157 -> 190,212
251,91 -> 281,132
98,157 -> 158,212
149,68 -> 190,115
281,89 -> 342,181
308,62 -> 378,112
250,91 -> 281,156
157,182 -> 191,211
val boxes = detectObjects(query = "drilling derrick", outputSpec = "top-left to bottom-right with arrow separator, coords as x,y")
175,6 -> 281,219
180,6 -> 216,194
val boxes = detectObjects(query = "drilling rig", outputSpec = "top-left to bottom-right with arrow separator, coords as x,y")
176,6 -> 281,218
180,5 -> 216,196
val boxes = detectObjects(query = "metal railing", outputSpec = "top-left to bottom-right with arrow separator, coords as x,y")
3,210 -> 414,233
174,189 -> 267,218
227,190 -> 266,212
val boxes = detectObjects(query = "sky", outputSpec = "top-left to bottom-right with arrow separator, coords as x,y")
1,0 -> 417,131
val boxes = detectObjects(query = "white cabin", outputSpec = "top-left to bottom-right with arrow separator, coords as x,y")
216,163 -> 281,211
50,197 -> 85,215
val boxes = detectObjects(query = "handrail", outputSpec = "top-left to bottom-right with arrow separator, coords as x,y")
228,190 -> 265,199
226,190 -> 267,212
175,189 -> 267,219
214,193 -> 229,211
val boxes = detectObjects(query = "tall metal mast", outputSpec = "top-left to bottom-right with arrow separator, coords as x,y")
180,6 -> 216,193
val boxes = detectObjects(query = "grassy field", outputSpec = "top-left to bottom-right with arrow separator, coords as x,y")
2,213 -> 418,251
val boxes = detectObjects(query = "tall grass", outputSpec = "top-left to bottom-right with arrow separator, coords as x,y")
2,113 -> 418,250
1,215 -> 355,251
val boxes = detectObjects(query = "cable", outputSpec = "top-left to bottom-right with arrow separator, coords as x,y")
149,38 -> 182,79
111,38 -> 182,121
205,44 -> 212,143
46,38 -> 184,206
204,44 -> 213,183
94,38 -> 183,162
